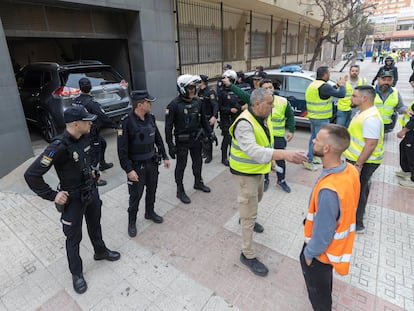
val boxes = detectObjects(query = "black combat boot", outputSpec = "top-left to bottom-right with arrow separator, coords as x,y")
177,185 -> 191,204
194,181 -> 211,193
128,213 -> 137,237
221,150 -> 229,166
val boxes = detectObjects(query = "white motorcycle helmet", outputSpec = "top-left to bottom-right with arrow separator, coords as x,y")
177,74 -> 201,97
222,69 -> 237,83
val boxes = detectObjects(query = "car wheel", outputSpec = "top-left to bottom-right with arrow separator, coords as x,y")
39,111 -> 58,142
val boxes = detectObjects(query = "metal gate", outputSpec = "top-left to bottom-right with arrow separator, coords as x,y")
175,0 -> 318,78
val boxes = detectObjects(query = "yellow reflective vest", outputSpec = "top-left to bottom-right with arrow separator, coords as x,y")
229,109 -> 274,174
305,80 -> 333,119
343,106 -> 384,164
271,96 -> 288,137
337,78 -> 367,112
304,163 -> 360,275
399,101 -> 413,128
374,88 -> 398,125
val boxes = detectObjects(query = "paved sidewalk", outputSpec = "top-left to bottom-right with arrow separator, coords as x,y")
0,59 -> 413,310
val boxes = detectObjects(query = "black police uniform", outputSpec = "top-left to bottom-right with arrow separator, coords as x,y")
165,95 -> 213,201
217,85 -> 243,165
117,111 -> 168,229
235,81 -> 252,94
73,93 -> 118,168
198,86 -> 218,162
24,131 -> 108,277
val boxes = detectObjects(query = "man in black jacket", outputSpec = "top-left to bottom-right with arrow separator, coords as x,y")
165,74 -> 214,204
198,75 -> 218,164
24,106 -> 120,294
372,56 -> 398,87
73,78 -> 119,186
117,90 -> 170,237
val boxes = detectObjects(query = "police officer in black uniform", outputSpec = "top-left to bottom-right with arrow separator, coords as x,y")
198,75 -> 218,164
235,71 -> 252,94
217,69 -> 243,166
24,106 -> 120,295
73,78 -> 119,186
117,90 -> 170,237
165,74 -> 215,204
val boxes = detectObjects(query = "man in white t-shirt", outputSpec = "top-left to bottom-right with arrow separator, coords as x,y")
343,85 -> 384,233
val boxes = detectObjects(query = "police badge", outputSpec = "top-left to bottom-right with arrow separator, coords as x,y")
73,151 -> 79,162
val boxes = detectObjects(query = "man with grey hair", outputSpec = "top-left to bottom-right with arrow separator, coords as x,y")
229,88 -> 307,276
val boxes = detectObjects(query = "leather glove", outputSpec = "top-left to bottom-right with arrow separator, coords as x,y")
168,144 -> 177,159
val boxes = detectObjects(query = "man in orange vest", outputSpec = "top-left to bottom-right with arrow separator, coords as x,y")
301,124 -> 360,310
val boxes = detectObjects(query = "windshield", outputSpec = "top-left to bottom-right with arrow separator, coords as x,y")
60,67 -> 122,88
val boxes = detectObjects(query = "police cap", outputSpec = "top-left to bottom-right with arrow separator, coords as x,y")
64,106 -> 97,123
78,77 -> 92,88
131,90 -> 156,102
200,75 -> 209,83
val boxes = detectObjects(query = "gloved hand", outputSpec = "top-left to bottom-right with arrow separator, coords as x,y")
209,132 -> 218,146
168,144 -> 177,159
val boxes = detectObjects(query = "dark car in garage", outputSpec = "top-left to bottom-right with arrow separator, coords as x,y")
16,61 -> 131,141
246,68 -> 338,126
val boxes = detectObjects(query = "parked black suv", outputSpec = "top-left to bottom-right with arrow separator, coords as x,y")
16,61 -> 131,141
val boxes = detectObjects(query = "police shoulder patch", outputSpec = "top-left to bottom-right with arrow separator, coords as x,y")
165,108 -> 169,115
117,129 -> 123,136
210,94 -> 216,100
40,155 -> 52,167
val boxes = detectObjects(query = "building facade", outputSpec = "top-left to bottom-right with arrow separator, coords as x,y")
365,0 -> 411,16
366,0 -> 414,52
0,0 -> 330,177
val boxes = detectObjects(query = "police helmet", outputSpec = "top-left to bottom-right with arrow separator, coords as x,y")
177,74 -> 201,97
223,69 -> 237,82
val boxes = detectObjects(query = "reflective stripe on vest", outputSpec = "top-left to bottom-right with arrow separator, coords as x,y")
304,163 -> 360,275
374,88 -> 398,125
271,96 -> 288,137
343,106 -> 384,164
229,110 -> 274,174
305,80 -> 333,119
399,103 -> 413,128
399,113 -> 412,128
337,78 -> 367,111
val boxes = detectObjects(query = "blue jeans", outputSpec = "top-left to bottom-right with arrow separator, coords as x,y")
307,118 -> 329,163
336,110 -> 352,128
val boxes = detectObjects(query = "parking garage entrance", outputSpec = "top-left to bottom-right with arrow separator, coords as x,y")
1,1 -> 136,86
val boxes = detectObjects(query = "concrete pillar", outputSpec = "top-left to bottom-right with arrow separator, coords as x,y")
0,18 -> 33,178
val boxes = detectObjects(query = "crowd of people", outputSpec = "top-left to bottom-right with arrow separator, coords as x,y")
22,60 -> 414,310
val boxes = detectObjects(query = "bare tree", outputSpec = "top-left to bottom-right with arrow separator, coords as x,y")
339,12 -> 374,72
300,0 -> 375,70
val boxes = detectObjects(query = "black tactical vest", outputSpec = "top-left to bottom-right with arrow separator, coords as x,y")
128,114 -> 156,162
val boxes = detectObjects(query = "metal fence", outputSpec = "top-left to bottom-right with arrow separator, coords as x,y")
175,0 -> 318,79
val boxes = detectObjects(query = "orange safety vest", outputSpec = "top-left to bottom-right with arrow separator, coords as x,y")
304,163 -> 360,275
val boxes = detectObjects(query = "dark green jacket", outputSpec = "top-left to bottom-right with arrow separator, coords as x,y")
229,84 -> 295,133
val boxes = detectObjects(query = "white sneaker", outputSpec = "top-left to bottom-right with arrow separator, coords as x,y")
399,179 -> 414,188
395,171 -> 411,179
303,161 -> 318,171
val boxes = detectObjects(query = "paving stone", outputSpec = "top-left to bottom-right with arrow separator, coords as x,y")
3,59 -> 414,311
